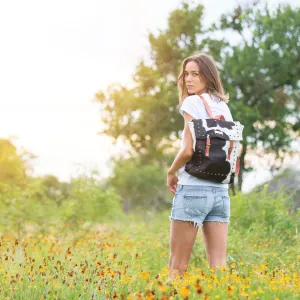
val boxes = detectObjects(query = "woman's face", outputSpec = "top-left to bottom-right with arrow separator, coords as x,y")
184,60 -> 206,95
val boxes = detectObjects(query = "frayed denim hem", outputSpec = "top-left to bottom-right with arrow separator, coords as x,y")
169,216 -> 203,229
203,219 -> 230,225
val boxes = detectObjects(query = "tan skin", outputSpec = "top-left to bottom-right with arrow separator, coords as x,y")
166,61 -> 228,279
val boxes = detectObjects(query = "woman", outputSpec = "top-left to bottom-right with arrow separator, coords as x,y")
166,52 -> 233,279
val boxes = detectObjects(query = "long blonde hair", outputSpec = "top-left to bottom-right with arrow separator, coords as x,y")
177,52 -> 229,105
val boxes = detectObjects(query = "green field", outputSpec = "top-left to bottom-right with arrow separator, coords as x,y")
0,185 -> 299,300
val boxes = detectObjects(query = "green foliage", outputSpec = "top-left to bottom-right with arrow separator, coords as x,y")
230,184 -> 299,238
109,181 -> 299,244
0,170 -> 123,237
253,168 -> 300,214
65,171 -> 123,223
0,138 -> 34,189
221,4 -> 300,168
36,175 -> 71,206
106,157 -> 171,211
0,180 -> 60,235
149,3 -> 205,76
0,138 -> 124,235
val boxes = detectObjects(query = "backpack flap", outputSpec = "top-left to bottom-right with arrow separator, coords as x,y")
188,119 -> 244,142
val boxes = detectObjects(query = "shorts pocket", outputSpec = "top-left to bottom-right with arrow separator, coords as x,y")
183,194 -> 207,217
172,185 -> 183,207
221,195 -> 230,217
175,184 -> 183,195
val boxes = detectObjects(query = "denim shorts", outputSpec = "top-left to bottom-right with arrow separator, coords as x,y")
169,184 -> 230,228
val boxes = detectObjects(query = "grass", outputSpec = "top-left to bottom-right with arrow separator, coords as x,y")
0,208 -> 299,300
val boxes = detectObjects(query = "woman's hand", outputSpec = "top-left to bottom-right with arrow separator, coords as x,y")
166,170 -> 179,194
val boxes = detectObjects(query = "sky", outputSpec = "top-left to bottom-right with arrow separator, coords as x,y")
0,0 -> 298,192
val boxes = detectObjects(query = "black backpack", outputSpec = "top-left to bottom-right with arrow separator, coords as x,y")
184,95 -> 244,184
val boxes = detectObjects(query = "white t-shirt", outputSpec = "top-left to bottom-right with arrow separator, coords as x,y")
177,93 -> 233,188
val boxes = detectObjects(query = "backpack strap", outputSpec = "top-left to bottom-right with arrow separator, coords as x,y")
235,157 -> 240,177
199,95 -> 226,121
199,95 -> 214,119
205,136 -> 211,157
228,140 -> 234,159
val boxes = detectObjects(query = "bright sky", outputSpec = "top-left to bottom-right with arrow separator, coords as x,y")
0,0 -> 298,192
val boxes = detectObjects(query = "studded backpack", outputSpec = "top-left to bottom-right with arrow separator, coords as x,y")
184,95 -> 244,184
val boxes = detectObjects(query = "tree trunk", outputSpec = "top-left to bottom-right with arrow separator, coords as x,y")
122,198 -> 131,213
229,182 -> 235,195
238,143 -> 247,191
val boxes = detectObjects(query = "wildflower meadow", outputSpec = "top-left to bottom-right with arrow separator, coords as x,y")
0,177 -> 299,300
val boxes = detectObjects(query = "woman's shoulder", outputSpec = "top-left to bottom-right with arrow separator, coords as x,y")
180,95 -> 202,109
182,94 -> 200,103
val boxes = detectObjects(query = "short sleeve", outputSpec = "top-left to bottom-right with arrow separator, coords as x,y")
179,96 -> 199,119
224,104 -> 234,122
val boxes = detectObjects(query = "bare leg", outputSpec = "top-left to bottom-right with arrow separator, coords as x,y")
201,221 -> 229,271
168,220 -> 199,279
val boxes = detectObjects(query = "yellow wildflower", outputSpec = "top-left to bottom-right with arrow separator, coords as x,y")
179,287 -> 190,297
141,272 -> 150,279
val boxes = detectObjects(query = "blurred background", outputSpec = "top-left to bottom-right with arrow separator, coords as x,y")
0,0 -> 299,231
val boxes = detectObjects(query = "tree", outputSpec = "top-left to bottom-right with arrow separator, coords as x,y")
219,3 -> 300,189
106,156 -> 170,211
95,3 -> 228,165
95,3 -> 230,207
95,1 -> 299,198
0,138 -> 36,190
32,174 -> 72,206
